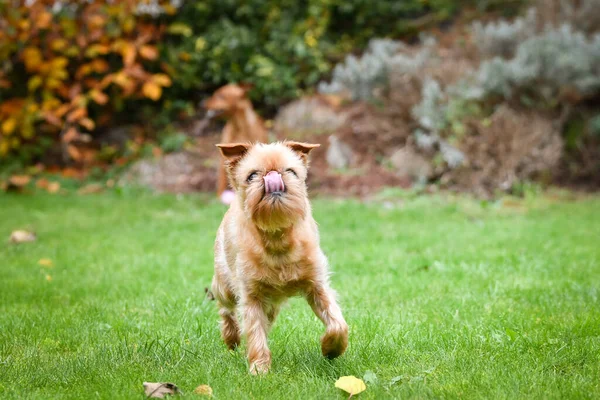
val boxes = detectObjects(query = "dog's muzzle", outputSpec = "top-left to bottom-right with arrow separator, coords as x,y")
264,171 -> 285,194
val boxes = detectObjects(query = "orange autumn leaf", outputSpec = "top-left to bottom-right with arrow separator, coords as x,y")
36,12 -> 53,29
62,127 -> 80,143
42,112 -> 62,127
113,72 -> 133,89
76,64 -> 93,78
87,14 -> 106,29
79,117 -> 95,131
139,45 -> 158,60
121,43 -> 137,66
142,82 -> 162,100
91,59 -> 109,73
22,47 -> 43,72
89,89 -> 108,105
67,107 -> 87,123
51,38 -> 68,51
53,104 -> 72,118
151,73 -> 172,87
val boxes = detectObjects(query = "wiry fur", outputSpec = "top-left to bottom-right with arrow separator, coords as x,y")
212,142 -> 349,374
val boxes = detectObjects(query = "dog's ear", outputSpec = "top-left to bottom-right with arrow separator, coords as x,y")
216,143 -> 251,185
285,142 -> 320,163
238,82 -> 254,93
216,143 -> 250,160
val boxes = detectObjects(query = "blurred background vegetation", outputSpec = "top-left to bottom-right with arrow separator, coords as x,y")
1,0 -> 598,197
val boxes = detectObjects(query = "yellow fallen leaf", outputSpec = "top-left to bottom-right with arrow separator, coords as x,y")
45,274 -> 52,282
335,376 -> 366,395
194,384 -> 213,396
38,258 -> 53,267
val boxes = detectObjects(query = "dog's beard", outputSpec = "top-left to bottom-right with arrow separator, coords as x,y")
243,182 -> 307,232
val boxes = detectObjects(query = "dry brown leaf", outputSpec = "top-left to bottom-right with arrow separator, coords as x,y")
38,258 -> 53,267
9,175 -> 31,187
78,183 -> 104,195
335,376 -> 367,396
9,230 -> 36,243
36,178 -> 50,189
143,382 -> 180,398
194,384 -> 212,397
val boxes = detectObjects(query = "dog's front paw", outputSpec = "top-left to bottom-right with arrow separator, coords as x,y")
321,324 -> 348,359
249,360 -> 271,375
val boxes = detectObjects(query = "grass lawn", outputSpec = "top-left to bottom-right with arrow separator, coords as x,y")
1,190 -> 599,399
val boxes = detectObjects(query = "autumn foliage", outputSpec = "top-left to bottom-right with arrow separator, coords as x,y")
0,0 -> 171,161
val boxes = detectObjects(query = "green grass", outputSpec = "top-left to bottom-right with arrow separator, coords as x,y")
1,190 -> 599,399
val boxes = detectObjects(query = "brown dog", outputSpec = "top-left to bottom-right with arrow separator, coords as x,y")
204,84 -> 268,201
212,141 -> 349,374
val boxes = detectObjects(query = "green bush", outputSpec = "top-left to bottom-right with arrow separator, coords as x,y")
160,0 -> 517,109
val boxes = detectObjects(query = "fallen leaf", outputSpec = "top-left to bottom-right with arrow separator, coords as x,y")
78,183 -> 104,195
45,274 -> 52,282
194,384 -> 212,396
9,175 -> 31,187
36,178 -> 50,189
38,258 -> 53,267
143,382 -> 180,398
10,230 -> 36,243
47,181 -> 61,194
335,376 -> 366,396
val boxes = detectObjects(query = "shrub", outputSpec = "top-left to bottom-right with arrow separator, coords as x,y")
474,24 -> 600,102
162,0 -> 510,107
0,0 -> 170,161
318,37 -> 434,101
471,8 -> 537,58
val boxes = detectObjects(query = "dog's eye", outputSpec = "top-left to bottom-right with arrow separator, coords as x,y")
246,171 -> 259,182
286,169 -> 298,177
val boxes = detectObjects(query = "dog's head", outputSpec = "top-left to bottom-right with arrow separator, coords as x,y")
217,141 -> 319,231
204,83 -> 252,117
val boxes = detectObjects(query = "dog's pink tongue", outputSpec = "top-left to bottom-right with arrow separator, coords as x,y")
264,171 -> 285,193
